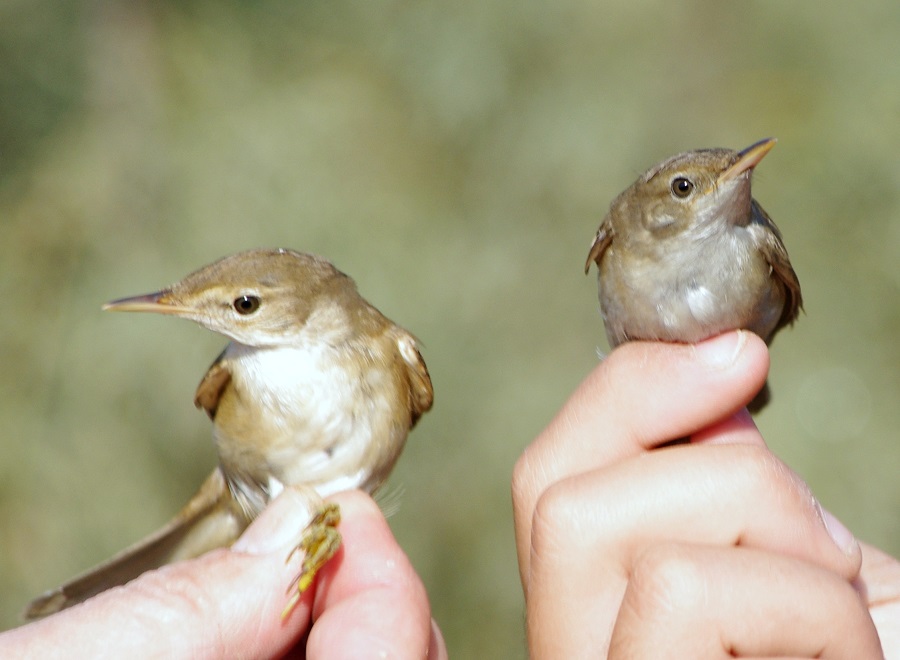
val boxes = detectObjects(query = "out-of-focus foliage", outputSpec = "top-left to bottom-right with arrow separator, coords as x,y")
1,1 -> 898,655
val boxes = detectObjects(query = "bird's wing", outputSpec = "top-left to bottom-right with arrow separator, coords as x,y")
752,200 -> 803,330
584,215 -> 614,274
394,330 -> 434,428
24,468 -> 245,619
194,348 -> 232,420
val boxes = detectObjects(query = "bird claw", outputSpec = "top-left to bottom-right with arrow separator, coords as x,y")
281,502 -> 342,619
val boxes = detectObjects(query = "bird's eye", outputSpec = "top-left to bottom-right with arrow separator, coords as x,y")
671,177 -> 694,198
233,295 -> 261,315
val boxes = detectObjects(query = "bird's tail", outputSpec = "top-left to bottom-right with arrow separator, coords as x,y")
24,468 -> 248,619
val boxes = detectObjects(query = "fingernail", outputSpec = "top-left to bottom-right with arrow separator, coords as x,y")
693,331 -> 746,369
820,505 -> 859,556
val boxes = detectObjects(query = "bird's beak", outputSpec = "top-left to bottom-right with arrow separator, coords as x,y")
717,137 -> 776,183
103,291 -> 194,316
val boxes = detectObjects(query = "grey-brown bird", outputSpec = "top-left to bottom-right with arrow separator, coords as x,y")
26,248 -> 433,618
584,138 -> 802,411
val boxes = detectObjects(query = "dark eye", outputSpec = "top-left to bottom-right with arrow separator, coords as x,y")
671,177 -> 694,198
233,295 -> 261,315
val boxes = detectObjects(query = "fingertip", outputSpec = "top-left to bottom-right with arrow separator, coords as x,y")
304,491 -> 435,660
232,487 -> 319,555
602,330 -> 768,386
692,330 -> 749,369
596,333 -> 770,445
819,506 -> 862,569
730,331 -> 770,392
691,331 -> 769,385
315,489 -> 424,606
429,618 -> 450,660
327,489 -> 382,520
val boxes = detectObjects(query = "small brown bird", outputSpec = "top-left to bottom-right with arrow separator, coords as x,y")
26,248 -> 433,618
585,138 -> 802,410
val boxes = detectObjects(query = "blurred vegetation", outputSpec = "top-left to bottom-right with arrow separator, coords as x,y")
1,0 -> 899,655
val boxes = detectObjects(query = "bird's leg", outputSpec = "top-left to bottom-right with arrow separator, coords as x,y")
281,502 -> 342,618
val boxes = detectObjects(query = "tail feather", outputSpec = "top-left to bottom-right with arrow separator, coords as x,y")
24,468 -> 248,619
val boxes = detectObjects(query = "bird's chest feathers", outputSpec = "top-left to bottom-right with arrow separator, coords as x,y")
221,341 -> 389,443
213,338 -> 397,484
602,228 -> 771,341
237,343 -> 350,419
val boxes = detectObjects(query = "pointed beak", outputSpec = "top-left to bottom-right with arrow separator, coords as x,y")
102,291 -> 195,316
717,137 -> 776,183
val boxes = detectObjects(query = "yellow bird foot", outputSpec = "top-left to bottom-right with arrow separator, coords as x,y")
281,502 -> 342,618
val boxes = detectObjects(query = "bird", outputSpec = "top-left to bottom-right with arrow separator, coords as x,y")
25,248 -> 433,618
584,138 -> 802,411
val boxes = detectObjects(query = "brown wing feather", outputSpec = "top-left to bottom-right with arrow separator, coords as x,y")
394,330 -> 434,428
24,469 -> 244,618
194,349 -> 232,419
584,217 -> 614,274
752,200 -> 803,332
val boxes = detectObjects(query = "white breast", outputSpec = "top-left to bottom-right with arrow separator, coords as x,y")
228,341 -> 356,433
218,338 -> 402,505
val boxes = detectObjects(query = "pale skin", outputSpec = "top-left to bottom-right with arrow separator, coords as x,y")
1,489 -> 447,660
513,331 -> 900,658
6,334 -> 899,658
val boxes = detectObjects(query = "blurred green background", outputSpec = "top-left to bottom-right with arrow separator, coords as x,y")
2,0 -> 899,655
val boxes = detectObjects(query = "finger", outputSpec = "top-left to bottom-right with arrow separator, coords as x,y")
306,490 -> 444,660
859,541 -> 900,654
690,407 -> 766,447
526,444 -> 861,656
2,490 -> 447,660
3,487 -> 320,659
610,544 -> 882,659
513,332 -> 769,581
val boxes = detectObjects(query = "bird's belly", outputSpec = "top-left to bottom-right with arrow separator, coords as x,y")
212,344 -> 406,512
599,243 -> 784,345
260,399 -> 404,496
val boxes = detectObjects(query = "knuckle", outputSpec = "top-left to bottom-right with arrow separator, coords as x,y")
731,444 -> 813,509
627,544 -> 706,617
530,482 -> 583,556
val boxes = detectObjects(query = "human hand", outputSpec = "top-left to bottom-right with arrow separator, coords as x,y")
2,489 -> 446,660
513,331 -> 894,658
